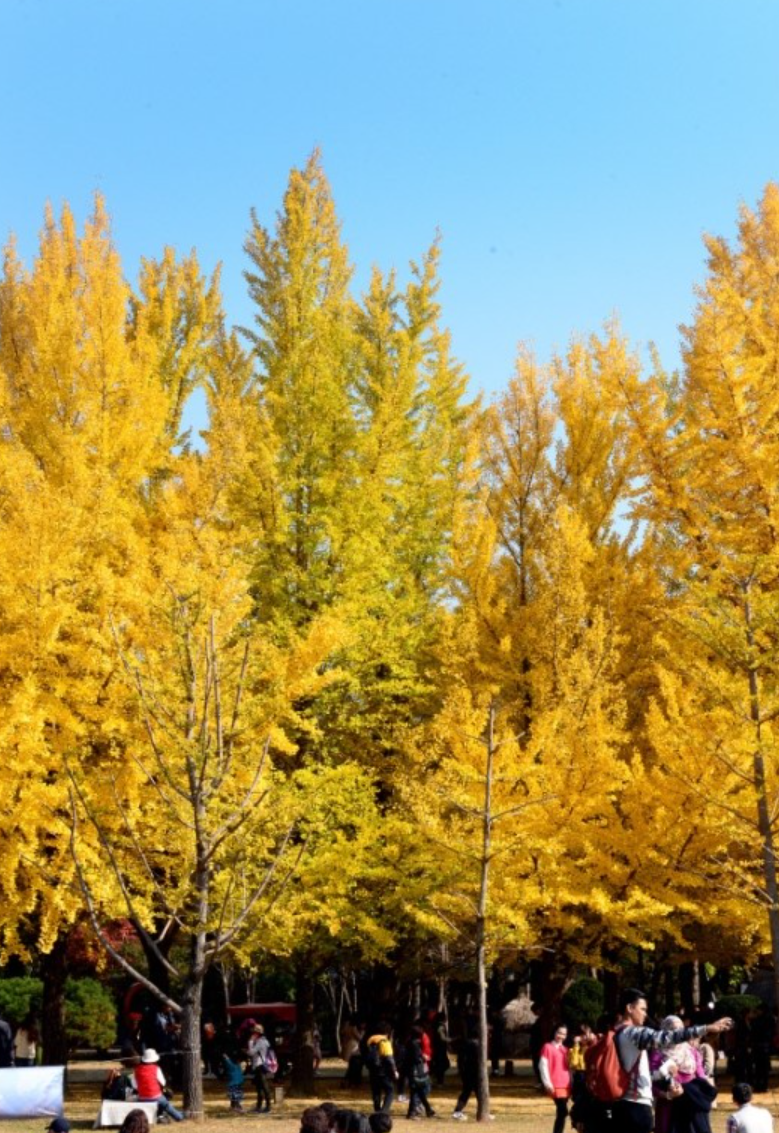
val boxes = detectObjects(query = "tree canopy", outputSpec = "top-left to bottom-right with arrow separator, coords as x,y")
2,159 -> 779,1114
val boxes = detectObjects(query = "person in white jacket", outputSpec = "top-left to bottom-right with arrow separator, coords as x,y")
248,1024 -> 272,1114
727,1083 -> 773,1133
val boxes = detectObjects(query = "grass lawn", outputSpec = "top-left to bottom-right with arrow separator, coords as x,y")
4,1061 -> 778,1133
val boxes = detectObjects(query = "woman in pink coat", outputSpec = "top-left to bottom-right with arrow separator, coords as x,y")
539,1025 -> 572,1133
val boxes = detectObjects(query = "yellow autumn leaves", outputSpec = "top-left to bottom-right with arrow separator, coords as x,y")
1,159 -> 779,1002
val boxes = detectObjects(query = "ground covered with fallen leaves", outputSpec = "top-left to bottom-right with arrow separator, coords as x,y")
6,1060 -> 778,1133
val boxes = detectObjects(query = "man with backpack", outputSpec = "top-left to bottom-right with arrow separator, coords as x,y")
597,989 -> 732,1133
364,1026 -> 398,1113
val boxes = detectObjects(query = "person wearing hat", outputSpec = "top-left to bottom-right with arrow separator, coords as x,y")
130,1048 -> 184,1121
248,1024 -> 272,1114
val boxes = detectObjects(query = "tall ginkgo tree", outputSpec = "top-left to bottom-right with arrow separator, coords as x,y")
239,153 -> 472,765
65,441 -> 362,1119
0,198 -> 219,1059
235,151 -> 476,1090
407,329 -> 707,1045
623,183 -> 779,1010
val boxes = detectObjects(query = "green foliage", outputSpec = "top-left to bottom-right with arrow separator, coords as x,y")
252,965 -> 296,1003
713,994 -> 762,1020
64,978 -> 117,1052
562,977 -> 605,1030
0,977 -> 43,1026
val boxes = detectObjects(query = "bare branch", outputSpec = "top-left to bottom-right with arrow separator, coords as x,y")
212,828 -> 303,954
491,794 -> 558,824
67,783 -> 182,1013
111,778 -> 186,943
65,759 -> 182,979
205,738 -> 272,862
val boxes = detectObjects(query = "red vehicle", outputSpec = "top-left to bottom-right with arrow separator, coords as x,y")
227,1002 -> 297,1026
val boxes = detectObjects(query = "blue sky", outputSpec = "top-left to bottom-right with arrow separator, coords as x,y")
2,0 -> 778,430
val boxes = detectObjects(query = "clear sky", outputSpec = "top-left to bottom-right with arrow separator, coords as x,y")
2,0 -> 778,429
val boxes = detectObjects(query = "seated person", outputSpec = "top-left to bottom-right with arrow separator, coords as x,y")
131,1048 -> 184,1122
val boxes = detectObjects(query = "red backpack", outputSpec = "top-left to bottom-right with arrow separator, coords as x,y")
584,1026 -> 635,1102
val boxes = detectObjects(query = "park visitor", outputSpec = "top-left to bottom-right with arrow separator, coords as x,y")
539,1024 -> 572,1133
365,1025 -> 398,1113
248,1023 -> 273,1114
340,1015 -> 365,1086
0,1008 -> 13,1067
649,1014 -> 716,1133
221,1050 -> 246,1112
452,1034 -> 489,1122
727,1083 -> 773,1133
403,1024 -> 435,1120
118,1110 -> 150,1133
613,989 -> 732,1133
13,1015 -> 38,1065
130,1047 -> 185,1122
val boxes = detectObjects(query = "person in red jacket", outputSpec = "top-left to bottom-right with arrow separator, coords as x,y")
539,1025 -> 571,1133
131,1048 -> 184,1122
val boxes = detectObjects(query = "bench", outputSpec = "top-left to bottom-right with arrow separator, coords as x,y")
94,1100 -> 159,1127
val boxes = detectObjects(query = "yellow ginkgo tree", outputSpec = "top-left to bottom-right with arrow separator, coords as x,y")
622,183 -> 779,1010
0,196 -> 217,1060
62,420 -> 386,1117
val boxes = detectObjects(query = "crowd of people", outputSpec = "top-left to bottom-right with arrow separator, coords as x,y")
536,988 -> 776,1133
337,1012 -> 492,1122
6,991 -> 779,1130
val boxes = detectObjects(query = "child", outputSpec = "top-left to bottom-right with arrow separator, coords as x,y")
727,1083 -> 773,1133
222,1051 -> 246,1112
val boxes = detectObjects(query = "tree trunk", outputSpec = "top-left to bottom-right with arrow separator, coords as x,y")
664,966 -> 675,1017
532,953 -> 574,1038
40,933 -> 69,1067
179,964 -> 205,1119
648,954 -> 663,1017
601,967 -> 619,1021
678,963 -> 695,1014
475,705 -> 494,1122
745,596 -> 779,1021
178,920 -> 207,1121
437,973 -> 447,1013
203,963 -> 229,1031
289,960 -> 317,1097
636,949 -> 646,992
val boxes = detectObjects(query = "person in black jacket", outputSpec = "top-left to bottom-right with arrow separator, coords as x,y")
0,1010 -> 13,1068
452,1036 -> 481,1120
403,1026 -> 435,1119
365,1026 -> 398,1113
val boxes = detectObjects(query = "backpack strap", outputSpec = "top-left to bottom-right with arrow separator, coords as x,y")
613,1024 -> 641,1090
